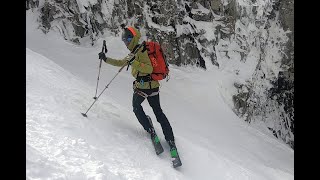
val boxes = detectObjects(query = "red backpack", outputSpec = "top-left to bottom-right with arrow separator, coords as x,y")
145,41 -> 169,81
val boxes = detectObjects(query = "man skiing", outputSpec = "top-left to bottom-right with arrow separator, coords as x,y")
98,26 -> 181,167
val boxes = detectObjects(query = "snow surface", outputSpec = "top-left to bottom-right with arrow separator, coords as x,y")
26,11 -> 293,180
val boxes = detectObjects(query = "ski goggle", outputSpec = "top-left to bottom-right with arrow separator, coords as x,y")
122,36 -> 132,45
127,37 -> 132,43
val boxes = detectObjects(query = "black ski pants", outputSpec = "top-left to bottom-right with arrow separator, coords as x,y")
132,87 -> 174,142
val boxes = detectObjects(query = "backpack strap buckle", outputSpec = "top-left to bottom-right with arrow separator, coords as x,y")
140,79 -> 144,86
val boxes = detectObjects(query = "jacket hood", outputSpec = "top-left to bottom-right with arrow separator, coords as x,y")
126,26 -> 141,51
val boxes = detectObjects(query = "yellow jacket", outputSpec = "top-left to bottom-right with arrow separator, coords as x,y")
105,27 -> 160,89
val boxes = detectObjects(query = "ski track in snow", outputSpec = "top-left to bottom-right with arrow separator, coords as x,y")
26,11 -> 293,180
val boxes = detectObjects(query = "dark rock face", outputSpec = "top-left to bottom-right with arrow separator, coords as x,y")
27,0 -> 215,69
26,0 -> 39,10
279,0 -> 294,33
27,0 -> 294,148
221,0 -> 294,148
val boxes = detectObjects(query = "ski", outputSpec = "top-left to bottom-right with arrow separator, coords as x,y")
151,132 -> 164,155
170,147 -> 182,168
147,115 -> 164,155
146,115 -> 181,168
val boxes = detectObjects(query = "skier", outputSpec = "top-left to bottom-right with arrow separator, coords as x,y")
98,26 -> 180,165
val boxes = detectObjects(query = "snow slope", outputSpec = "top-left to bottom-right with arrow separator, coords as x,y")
26,11 -> 294,180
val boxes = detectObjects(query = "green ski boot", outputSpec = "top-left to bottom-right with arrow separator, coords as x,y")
148,127 -> 164,155
168,140 -> 182,168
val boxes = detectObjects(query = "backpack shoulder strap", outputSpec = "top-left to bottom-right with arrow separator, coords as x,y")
126,41 -> 147,71
131,44 -> 140,53
141,41 -> 147,53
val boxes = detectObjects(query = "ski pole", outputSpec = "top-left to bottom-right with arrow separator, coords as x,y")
93,40 -> 107,99
81,41 -> 145,117
81,62 -> 128,117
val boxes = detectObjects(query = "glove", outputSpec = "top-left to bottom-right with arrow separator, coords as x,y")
98,52 -> 107,62
125,53 -> 135,65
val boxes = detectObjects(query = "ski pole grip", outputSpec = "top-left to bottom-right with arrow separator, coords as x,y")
102,40 -> 107,53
